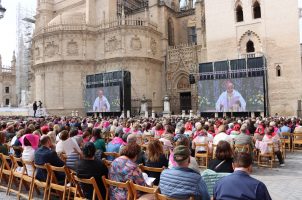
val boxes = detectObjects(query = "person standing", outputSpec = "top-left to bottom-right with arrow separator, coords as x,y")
33,101 -> 38,117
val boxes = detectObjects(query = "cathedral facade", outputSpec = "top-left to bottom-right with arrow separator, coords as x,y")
32,0 -> 302,116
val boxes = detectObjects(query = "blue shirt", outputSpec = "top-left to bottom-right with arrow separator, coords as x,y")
106,143 -> 122,161
277,125 -> 291,137
214,170 -> 272,200
160,167 -> 210,200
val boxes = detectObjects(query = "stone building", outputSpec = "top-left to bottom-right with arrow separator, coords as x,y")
0,53 -> 17,107
32,0 -> 302,116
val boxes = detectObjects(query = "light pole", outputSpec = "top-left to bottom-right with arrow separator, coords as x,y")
0,0 -> 6,19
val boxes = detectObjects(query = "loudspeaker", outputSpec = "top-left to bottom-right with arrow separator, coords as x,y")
189,74 -> 195,84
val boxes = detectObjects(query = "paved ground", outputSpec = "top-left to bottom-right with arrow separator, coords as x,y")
252,150 -> 302,200
0,150 -> 301,199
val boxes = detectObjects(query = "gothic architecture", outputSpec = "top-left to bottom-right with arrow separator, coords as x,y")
0,53 -> 17,107
32,0 -> 302,116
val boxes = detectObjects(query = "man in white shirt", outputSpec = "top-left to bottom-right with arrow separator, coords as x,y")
215,80 -> 246,112
213,125 -> 233,147
93,90 -> 110,112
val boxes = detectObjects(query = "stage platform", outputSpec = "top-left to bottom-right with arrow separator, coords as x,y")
0,107 -> 47,117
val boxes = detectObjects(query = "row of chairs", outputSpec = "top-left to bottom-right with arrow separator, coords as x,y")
281,132 -> 302,152
0,152 -> 180,200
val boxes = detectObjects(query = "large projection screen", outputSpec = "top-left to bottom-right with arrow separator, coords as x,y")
198,77 -> 264,112
84,86 -> 121,112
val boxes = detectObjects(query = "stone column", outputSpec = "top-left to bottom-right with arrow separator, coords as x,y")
140,96 -> 148,117
189,110 -> 193,118
163,95 -> 171,117
152,110 -> 155,118
127,110 -> 130,118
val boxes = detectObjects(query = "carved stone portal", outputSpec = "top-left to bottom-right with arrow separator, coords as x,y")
105,36 -> 122,52
44,42 -> 59,58
67,40 -> 79,56
130,35 -> 142,50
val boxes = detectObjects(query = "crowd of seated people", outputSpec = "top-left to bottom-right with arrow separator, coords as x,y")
0,115 -> 299,199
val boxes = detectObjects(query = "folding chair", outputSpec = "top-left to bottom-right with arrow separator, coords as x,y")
46,164 -> 68,200
129,181 -> 158,200
72,173 -> 103,200
30,164 -> 50,200
258,143 -> 274,169
281,132 -> 291,151
156,191 -> 194,200
22,160 -> 40,199
102,176 -> 132,200
234,144 -> 250,153
0,154 -> 17,192
7,156 -> 30,197
194,143 -> 210,168
292,133 -> 302,152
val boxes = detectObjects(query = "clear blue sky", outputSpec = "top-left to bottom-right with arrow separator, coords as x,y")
0,0 -> 301,65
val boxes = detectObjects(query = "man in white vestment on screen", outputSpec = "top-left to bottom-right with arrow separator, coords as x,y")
215,80 -> 246,112
93,90 -> 110,112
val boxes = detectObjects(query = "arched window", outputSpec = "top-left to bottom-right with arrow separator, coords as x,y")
236,5 -> 244,22
168,18 -> 175,46
253,1 -> 261,19
246,40 -> 255,53
276,65 -> 281,77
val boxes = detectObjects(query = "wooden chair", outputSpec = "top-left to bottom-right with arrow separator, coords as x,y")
258,143 -> 274,169
58,153 -> 67,163
72,173 -> 103,200
156,192 -> 194,200
129,181 -> 158,200
234,144 -> 250,153
279,139 -> 286,159
212,144 -> 217,159
30,164 -> 50,200
139,164 -> 164,174
194,143 -> 209,168
7,156 -> 30,197
65,169 -> 84,200
281,132 -> 291,151
292,133 -> 302,152
0,154 -> 17,191
102,176 -> 132,200
46,164 -> 69,200
22,160 -> 40,199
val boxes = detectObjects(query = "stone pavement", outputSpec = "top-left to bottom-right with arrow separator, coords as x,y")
252,150 -> 302,200
0,151 -> 301,200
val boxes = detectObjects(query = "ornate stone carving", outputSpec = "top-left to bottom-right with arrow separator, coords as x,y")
130,35 -> 142,50
44,42 -> 59,58
150,38 -> 157,55
177,77 -> 190,90
67,39 -> 79,56
105,36 -> 121,52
